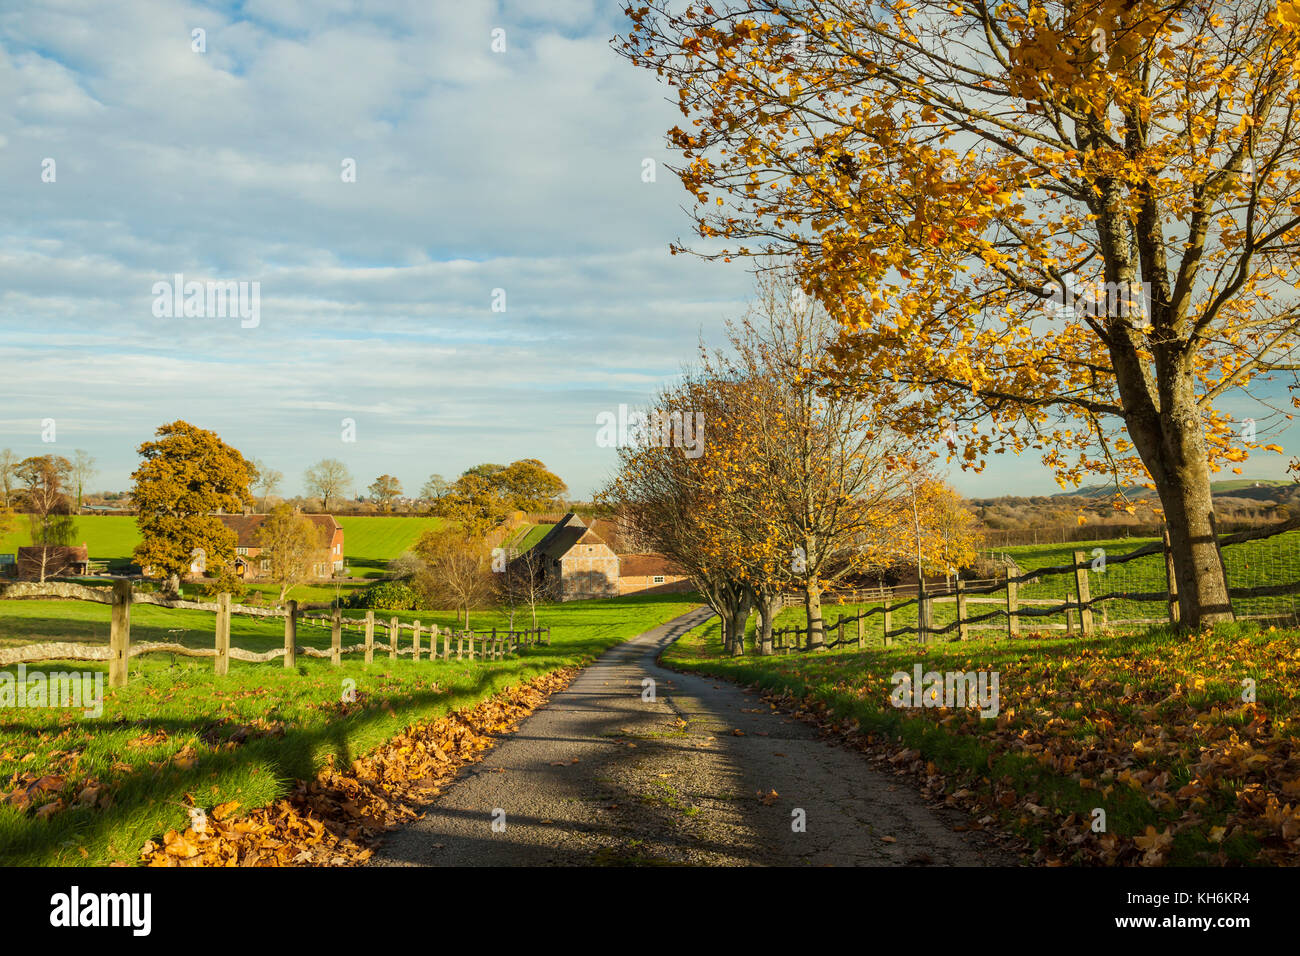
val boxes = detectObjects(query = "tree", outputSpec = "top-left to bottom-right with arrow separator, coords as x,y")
431,473 -> 512,538
420,474 -> 450,503
131,421 -> 254,594
494,459 -> 568,511
249,458 -> 283,510
70,450 -> 96,512
0,448 -> 19,508
255,504 -> 329,602
702,276 -> 923,649
413,527 -> 494,627
304,458 -> 352,512
15,455 -> 76,583
622,0 -> 1300,627
368,474 -> 403,512
499,547 -> 548,630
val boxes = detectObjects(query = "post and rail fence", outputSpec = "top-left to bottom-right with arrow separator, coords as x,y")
0,582 -> 551,687
768,518 -> 1300,654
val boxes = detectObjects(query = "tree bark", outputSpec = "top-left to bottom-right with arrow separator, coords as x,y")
756,592 -> 780,656
1117,357 -> 1233,627
803,580 -> 825,650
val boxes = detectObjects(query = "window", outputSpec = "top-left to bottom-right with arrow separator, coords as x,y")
260,559 -> 270,571
653,575 -> 665,584
236,547 -> 248,556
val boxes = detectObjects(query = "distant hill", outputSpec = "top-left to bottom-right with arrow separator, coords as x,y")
1051,478 -> 1293,500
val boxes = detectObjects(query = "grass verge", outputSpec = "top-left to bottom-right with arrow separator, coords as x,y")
663,616 -> 1300,866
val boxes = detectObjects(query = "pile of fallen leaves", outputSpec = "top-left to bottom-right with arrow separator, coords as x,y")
139,668 -> 576,866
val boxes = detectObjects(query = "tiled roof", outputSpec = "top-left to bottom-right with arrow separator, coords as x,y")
619,553 -> 683,577
216,513 -> 340,548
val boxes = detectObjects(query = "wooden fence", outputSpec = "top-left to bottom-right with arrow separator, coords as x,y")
0,581 -> 550,687
770,519 -> 1300,653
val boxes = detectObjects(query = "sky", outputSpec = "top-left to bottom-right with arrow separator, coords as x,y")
1,0 -> 1295,502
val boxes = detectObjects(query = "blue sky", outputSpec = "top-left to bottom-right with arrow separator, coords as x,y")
1,0 -> 1294,501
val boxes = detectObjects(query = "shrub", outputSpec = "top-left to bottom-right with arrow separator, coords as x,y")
346,581 -> 421,611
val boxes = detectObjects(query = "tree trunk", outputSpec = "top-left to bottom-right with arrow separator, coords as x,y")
1119,363 -> 1233,628
804,580 -> 825,650
729,606 -> 751,656
756,593 -> 779,655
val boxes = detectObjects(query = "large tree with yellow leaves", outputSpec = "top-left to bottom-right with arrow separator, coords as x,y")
621,0 -> 1300,627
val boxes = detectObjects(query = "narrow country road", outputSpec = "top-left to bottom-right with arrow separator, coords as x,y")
372,608 -> 1009,866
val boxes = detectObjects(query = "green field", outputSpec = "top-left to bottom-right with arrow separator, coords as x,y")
0,516 -> 140,572
0,592 -> 699,866
1000,530 -> 1300,628
0,514 -> 446,579
336,516 -> 445,577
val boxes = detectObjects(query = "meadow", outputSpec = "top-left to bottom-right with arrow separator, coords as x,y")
0,514 -> 445,580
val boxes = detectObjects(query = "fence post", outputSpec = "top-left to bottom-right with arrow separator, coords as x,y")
364,610 -> 375,664
284,599 -> 298,669
389,617 -> 399,660
546,626 -> 551,646
467,630 -> 475,661
457,631 -> 464,660
916,580 -> 928,644
856,612 -> 864,649
1162,526 -> 1181,624
412,620 -> 421,662
1064,588 -> 1074,634
109,579 -> 131,688
883,600 -> 893,647
491,627 -> 497,659
956,579 -> 968,641
1006,578 -> 1019,639
331,607 -> 342,666
1072,550 -> 1094,635
214,592 -> 231,676
442,627 -> 449,661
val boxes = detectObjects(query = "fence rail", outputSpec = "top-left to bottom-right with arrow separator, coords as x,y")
767,517 -> 1300,653
0,581 -> 550,684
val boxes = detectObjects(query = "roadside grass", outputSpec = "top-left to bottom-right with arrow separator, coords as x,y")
0,593 -> 699,866
664,616 -> 1300,866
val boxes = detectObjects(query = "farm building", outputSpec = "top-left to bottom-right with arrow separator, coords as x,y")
16,544 -> 90,580
189,513 -> 344,580
617,553 -> 692,595
516,513 -> 691,601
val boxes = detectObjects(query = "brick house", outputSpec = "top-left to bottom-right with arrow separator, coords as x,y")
189,513 -> 344,580
617,553 -> 692,595
517,513 -> 693,601
527,513 -> 620,601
